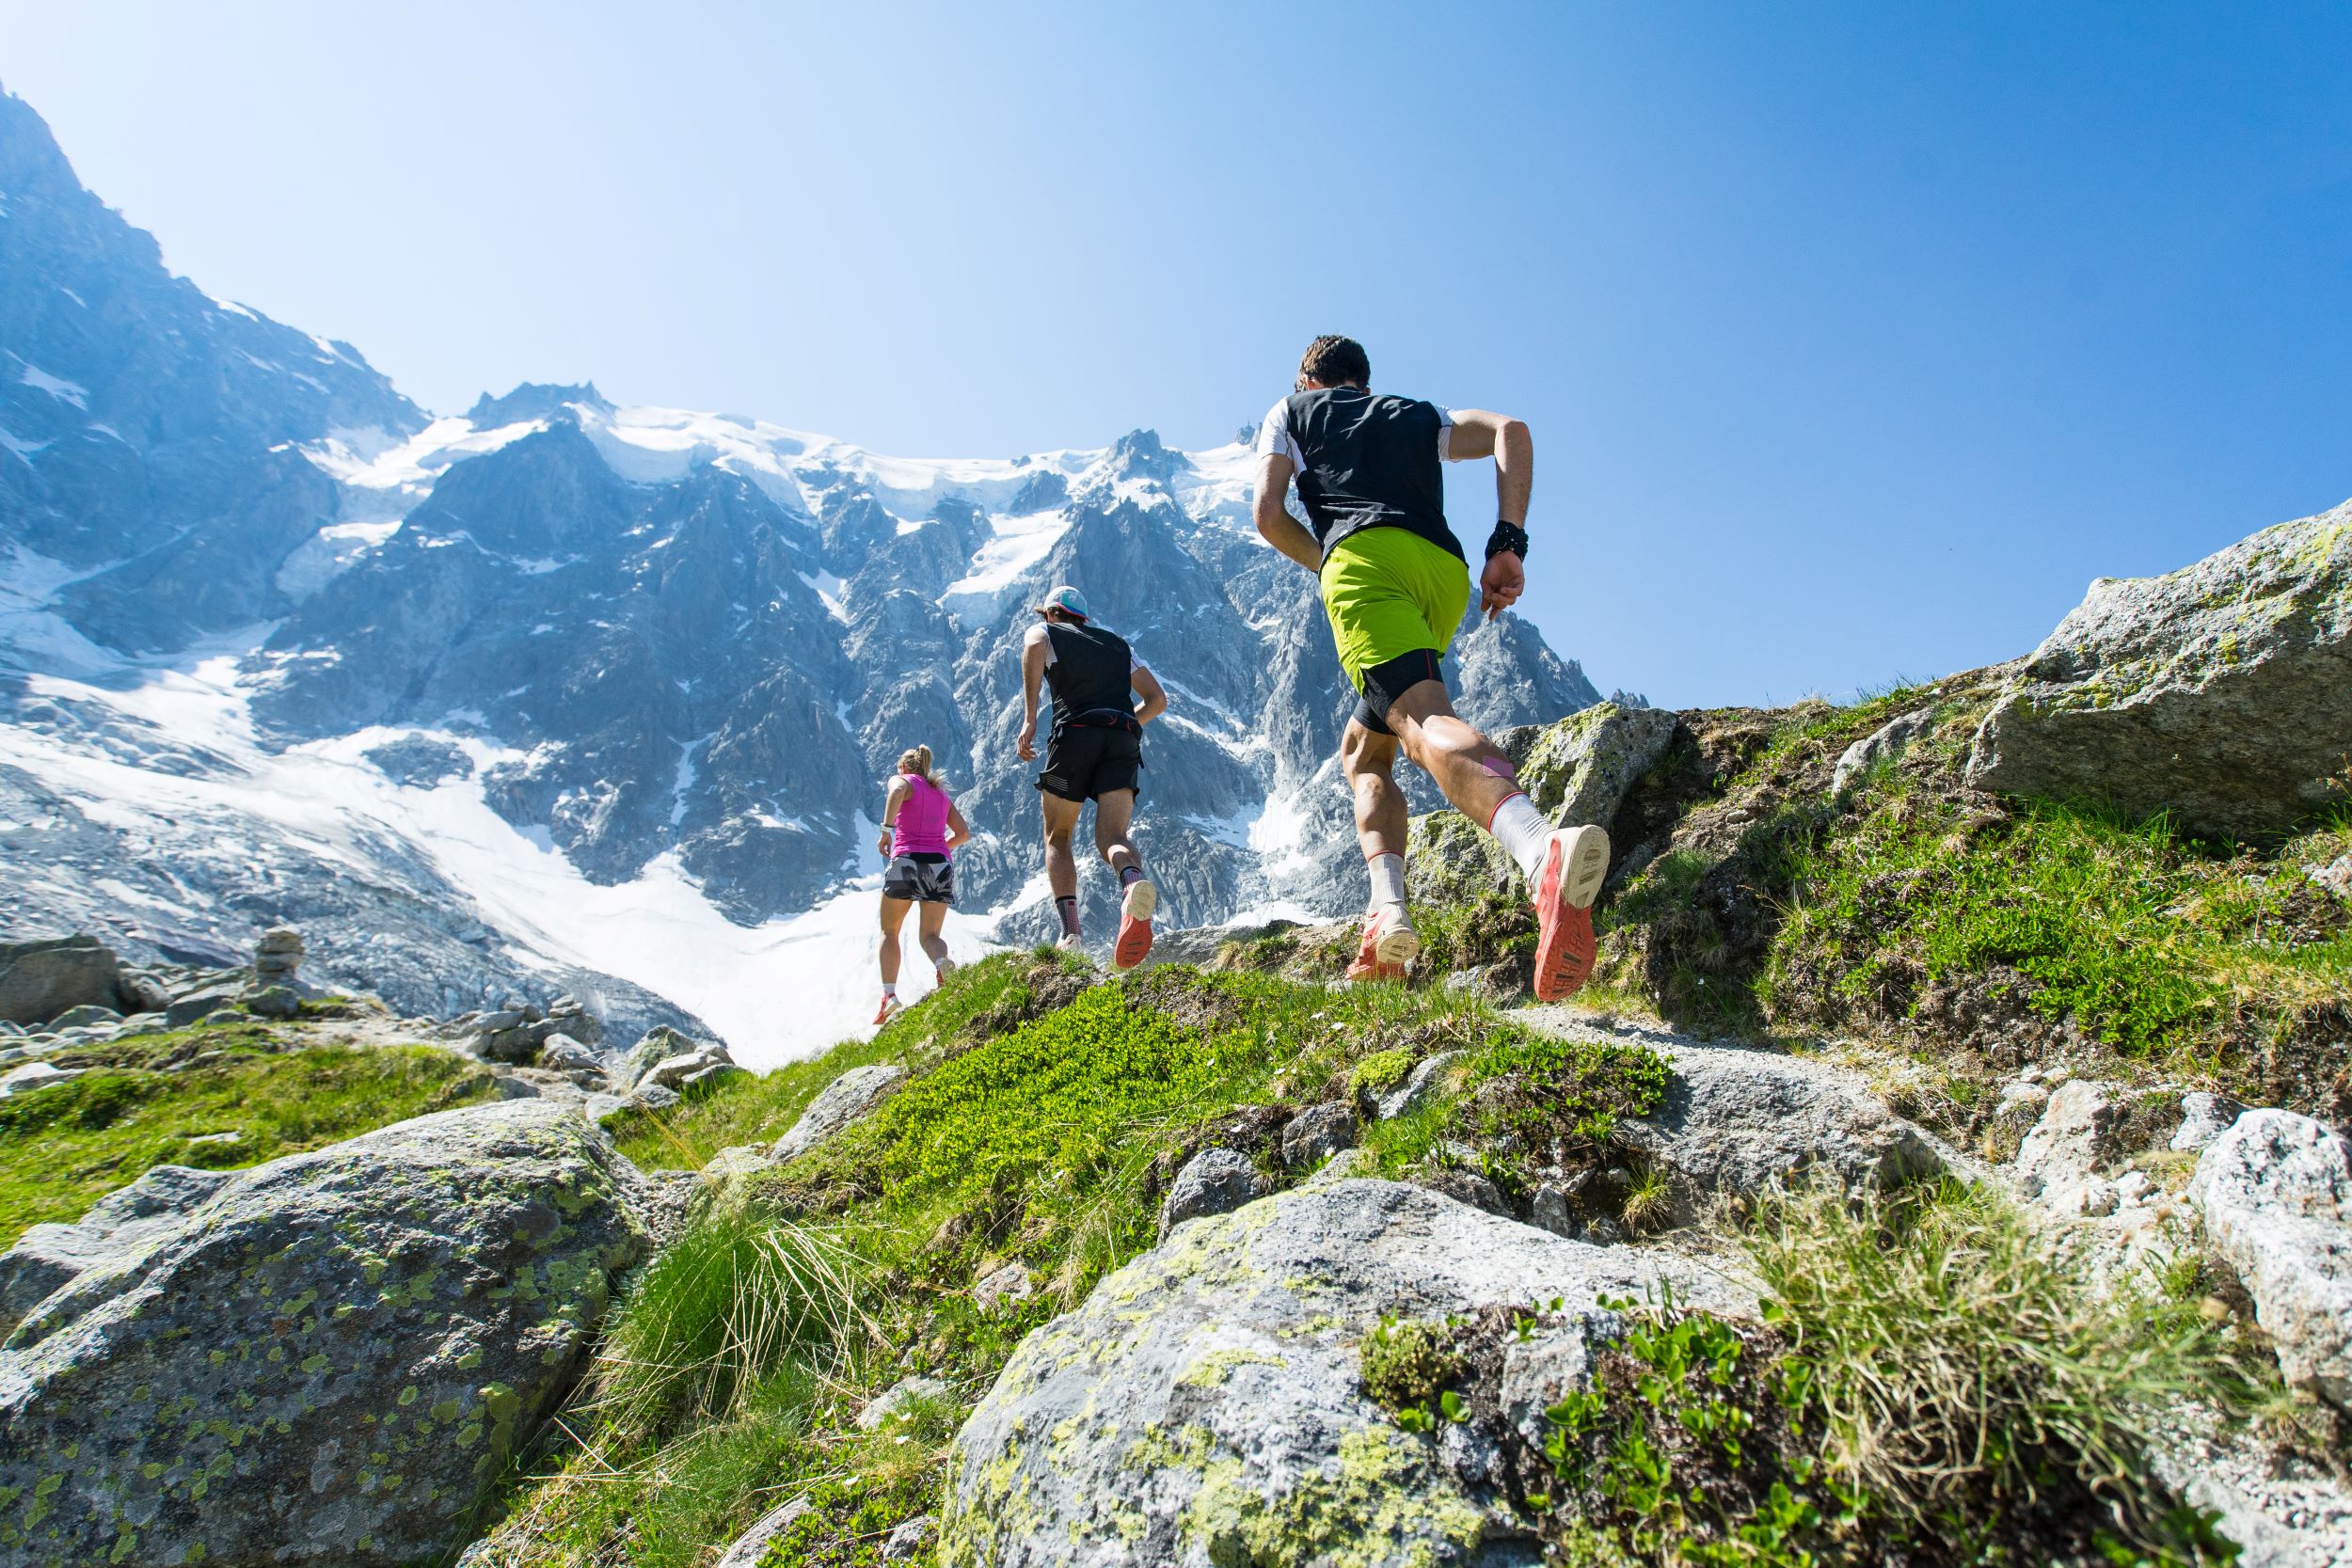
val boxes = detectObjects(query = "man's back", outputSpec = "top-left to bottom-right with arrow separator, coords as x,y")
1263,387 -> 1465,562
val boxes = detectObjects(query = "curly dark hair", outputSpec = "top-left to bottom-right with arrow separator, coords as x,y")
1297,334 -> 1371,388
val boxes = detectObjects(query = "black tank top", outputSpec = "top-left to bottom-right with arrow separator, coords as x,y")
1282,388 -> 1466,563
1042,622 -> 1137,735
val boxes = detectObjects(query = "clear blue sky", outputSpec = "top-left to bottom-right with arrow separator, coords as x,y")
4,2 -> 2347,708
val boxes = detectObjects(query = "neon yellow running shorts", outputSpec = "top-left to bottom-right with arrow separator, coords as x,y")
1318,526 -> 1472,689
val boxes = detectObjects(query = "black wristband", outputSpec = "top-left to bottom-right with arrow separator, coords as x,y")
1485,520 -> 1529,562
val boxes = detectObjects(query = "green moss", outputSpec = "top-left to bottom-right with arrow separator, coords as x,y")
1346,1048 -> 1416,1100
1357,1317 -> 1463,1417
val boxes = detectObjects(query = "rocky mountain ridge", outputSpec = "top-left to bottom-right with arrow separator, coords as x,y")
0,88 -> 1597,1049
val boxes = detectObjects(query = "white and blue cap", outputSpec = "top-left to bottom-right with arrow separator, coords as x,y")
1033,584 -> 1090,620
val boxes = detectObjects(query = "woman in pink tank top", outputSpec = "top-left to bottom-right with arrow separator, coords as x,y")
872,743 -> 970,1025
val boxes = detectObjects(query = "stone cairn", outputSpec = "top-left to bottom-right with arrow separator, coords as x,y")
253,927 -> 304,989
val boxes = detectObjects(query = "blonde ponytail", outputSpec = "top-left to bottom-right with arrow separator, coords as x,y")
895,744 -> 944,787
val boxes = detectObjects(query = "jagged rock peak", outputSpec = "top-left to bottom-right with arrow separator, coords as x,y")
1095,427 -> 1190,484
465,381 -> 617,428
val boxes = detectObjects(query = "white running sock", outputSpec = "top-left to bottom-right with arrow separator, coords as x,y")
882,982 -> 898,998
1487,792 -> 1553,881
1365,852 -> 1407,914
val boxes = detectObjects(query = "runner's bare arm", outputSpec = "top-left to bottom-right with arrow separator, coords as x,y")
878,777 -> 909,856
945,801 -> 971,850
1131,665 -> 1169,726
1017,631 -> 1047,761
1445,410 -> 1533,619
1252,452 -> 1322,572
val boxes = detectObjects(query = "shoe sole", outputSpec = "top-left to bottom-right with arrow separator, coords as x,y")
1114,879 -> 1156,969
1533,824 -> 1611,1003
1375,921 -> 1421,969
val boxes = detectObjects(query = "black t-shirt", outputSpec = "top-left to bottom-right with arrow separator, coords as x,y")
1259,387 -> 1466,563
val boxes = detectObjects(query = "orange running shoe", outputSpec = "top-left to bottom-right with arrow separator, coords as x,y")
1532,824 -> 1612,1002
1345,907 -> 1420,984
872,992 -> 901,1026
1113,876 -> 1156,969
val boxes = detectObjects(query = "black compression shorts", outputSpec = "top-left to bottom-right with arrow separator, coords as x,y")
1349,647 -> 1446,736
1037,725 -> 1142,802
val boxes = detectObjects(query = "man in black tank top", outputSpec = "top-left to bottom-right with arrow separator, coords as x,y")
1015,585 -> 1171,967
1250,334 -> 1612,1004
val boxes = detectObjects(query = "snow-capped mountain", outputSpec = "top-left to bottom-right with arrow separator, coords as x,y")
0,89 -> 1599,1060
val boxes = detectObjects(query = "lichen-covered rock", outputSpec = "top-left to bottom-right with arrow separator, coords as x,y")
772,1063 -> 905,1163
2188,1109 -> 2352,1408
0,1165 -> 232,1336
0,1100 -> 650,1567
941,1179 -> 1749,1567
1965,499 -> 2352,841
1157,1148 -> 1268,1240
712,1498 -> 812,1568
1407,703 -> 1677,905
1375,1051 -> 1464,1122
2171,1091 -> 2247,1155
974,1261 -> 1036,1314
618,1024 -> 703,1089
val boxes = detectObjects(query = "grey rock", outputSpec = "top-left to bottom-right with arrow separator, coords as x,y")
974,1261 -> 1036,1313
2172,1091 -> 2248,1154
1832,708 -> 1934,796
772,1063 -> 906,1163
882,1513 -> 937,1560
1966,499 -> 2352,841
1156,1148 -> 1269,1240
642,1045 -> 727,1092
619,1024 -> 704,1089
858,1373 -> 950,1431
2188,1109 -> 2352,1408
1407,703 -> 1676,906
1614,1036 -> 1946,1219
713,1498 -> 813,1568
2311,854 -> 2352,901
1280,1101 -> 1359,1168
0,1060 -> 80,1098
0,934 -> 123,1026
628,1082 -> 682,1112
0,1101 -> 649,1567
164,984 -> 245,1028
242,983 -> 302,1019
539,1033 -> 599,1072
1375,1050 -> 1463,1121
46,1003 -> 120,1030
2011,1079 -> 2183,1221
1418,1165 -> 1511,1216
941,1179 -> 1749,1566
0,1164 -> 232,1333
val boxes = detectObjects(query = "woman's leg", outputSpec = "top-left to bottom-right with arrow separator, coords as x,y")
916,898 -> 950,967
878,895 -> 913,985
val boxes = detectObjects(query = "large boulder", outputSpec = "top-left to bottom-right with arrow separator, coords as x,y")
1965,499 -> 2352,841
2187,1109 -> 2352,1409
0,1100 -> 650,1567
1408,703 -> 1677,905
941,1179 -> 1748,1567
772,1063 -> 905,1163
0,934 -> 124,1026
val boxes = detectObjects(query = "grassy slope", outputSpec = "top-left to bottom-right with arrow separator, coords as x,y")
1579,674 -> 2351,1121
476,936 -> 2275,1566
0,1019 -> 496,1245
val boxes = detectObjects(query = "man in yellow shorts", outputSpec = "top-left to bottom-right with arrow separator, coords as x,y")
1250,334 -> 1609,1000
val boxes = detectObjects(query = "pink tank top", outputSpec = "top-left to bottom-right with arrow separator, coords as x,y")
890,773 -> 952,857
